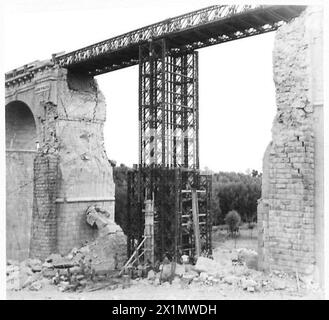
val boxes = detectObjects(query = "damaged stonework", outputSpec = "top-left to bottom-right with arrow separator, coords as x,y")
258,6 -> 323,283
84,205 -> 126,271
54,70 -> 117,255
6,62 -> 123,261
86,205 -> 122,236
5,62 -> 60,260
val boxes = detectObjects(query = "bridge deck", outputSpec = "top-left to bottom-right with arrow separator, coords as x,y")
54,5 -> 306,76
5,4 -> 306,82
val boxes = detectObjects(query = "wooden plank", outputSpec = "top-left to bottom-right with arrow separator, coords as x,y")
119,236 -> 149,275
191,189 -> 201,257
144,199 -> 155,265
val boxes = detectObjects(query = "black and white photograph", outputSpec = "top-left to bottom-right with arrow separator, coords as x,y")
0,0 -> 327,303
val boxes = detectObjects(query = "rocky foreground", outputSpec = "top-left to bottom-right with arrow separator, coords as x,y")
6,246 -> 323,300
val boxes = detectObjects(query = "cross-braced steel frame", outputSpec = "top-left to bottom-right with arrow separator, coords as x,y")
139,39 -> 199,169
127,40 -> 211,262
127,167 -> 212,261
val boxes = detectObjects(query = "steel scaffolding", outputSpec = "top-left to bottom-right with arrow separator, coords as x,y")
127,40 -> 211,262
139,39 -> 199,169
127,167 -> 212,261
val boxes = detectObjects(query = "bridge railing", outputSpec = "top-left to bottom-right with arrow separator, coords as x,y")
55,4 -> 261,67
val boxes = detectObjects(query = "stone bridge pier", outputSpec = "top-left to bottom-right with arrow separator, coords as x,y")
257,6 -> 324,284
6,65 -> 117,260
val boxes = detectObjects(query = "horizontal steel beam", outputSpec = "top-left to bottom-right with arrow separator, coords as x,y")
54,4 -> 306,75
5,4 -> 307,83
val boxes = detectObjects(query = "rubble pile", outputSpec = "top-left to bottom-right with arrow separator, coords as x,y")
6,239 -> 126,292
6,245 -> 320,296
236,248 -> 258,270
85,205 -> 127,272
124,249 -> 320,296
7,251 -> 89,292
6,204 -> 128,293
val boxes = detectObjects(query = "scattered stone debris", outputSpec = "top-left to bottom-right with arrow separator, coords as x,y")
6,243 -> 321,298
237,248 -> 258,270
194,256 -> 222,276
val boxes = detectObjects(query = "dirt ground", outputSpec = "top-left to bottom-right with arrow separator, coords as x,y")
6,279 -> 322,300
6,226 -> 324,300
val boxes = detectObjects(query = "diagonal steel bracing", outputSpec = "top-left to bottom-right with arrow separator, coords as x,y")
139,39 -> 199,169
127,41 -> 211,262
50,5 -> 306,76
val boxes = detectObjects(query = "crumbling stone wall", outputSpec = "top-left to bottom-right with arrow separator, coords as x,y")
6,64 -> 120,261
5,65 -> 58,261
54,70 -> 116,255
258,6 -> 323,282
30,154 -> 59,259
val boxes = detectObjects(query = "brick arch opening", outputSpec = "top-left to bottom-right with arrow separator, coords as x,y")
6,100 -> 37,150
6,100 -> 37,260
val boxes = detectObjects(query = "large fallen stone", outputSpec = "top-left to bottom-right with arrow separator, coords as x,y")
42,262 -> 54,269
241,278 -> 258,290
25,258 -> 43,272
82,230 -> 126,271
42,269 -> 57,279
86,205 -> 121,236
147,270 -> 156,281
237,248 -> 258,270
23,272 -> 43,289
29,281 -> 43,291
194,257 -> 222,276
6,264 -> 19,276
174,264 -> 185,277
223,275 -> 240,286
6,271 -> 20,291
7,265 -> 33,290
199,272 -> 208,282
45,253 -> 63,264
83,205 -> 127,271
69,266 -> 83,274
272,278 -> 286,290
52,259 -> 76,269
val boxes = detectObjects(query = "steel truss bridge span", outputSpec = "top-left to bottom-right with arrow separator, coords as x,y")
53,4 -> 306,76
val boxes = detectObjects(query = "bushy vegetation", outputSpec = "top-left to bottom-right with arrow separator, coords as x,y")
113,163 -> 131,235
224,210 -> 241,236
113,162 -> 262,233
211,170 -> 261,225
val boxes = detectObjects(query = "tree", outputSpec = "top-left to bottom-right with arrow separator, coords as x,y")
224,210 -> 241,237
211,170 -> 261,225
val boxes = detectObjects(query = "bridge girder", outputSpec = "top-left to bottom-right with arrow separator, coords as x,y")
53,4 -> 306,76
5,4 -> 306,84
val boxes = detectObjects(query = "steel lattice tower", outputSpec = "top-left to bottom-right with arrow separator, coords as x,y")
127,40 -> 211,261
139,39 -> 199,169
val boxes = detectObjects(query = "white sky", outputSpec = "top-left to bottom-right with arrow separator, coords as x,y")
4,0 -> 322,173
2,0 -> 282,173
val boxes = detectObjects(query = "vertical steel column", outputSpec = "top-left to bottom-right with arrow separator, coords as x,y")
195,52 -> 200,170
130,43 -> 209,262
138,46 -> 143,166
182,54 -> 189,168
161,40 -> 166,166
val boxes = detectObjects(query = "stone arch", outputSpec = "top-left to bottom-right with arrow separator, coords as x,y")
5,100 -> 38,150
6,100 -> 37,260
